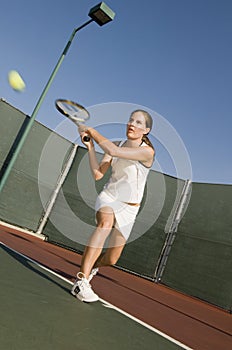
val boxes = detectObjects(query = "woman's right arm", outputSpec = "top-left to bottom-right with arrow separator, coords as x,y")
84,138 -> 112,181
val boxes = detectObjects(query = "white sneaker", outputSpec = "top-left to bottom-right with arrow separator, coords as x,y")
88,268 -> 99,282
71,272 -> 99,302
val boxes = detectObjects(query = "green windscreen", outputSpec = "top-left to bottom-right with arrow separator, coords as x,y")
0,99 -> 72,231
162,182 -> 232,311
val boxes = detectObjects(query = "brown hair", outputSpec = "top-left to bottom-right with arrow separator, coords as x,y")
130,109 -> 154,150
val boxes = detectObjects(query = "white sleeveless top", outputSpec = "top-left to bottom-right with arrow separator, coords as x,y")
103,141 -> 151,203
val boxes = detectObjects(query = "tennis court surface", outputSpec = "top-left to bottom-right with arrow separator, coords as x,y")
0,224 -> 231,350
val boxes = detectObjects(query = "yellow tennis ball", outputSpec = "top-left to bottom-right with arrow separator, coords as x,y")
8,70 -> 26,92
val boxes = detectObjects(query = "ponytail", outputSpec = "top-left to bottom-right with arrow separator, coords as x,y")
142,134 -> 154,150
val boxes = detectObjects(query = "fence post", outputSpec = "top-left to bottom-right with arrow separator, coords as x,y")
154,179 -> 192,282
36,144 -> 78,235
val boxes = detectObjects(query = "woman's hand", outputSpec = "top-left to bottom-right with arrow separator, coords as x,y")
78,124 -> 87,133
78,124 -> 93,148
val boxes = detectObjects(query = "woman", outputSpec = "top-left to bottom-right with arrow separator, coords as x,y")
71,109 -> 155,302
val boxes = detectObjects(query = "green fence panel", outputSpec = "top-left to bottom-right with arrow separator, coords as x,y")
0,99 -> 73,231
162,182 -> 232,311
0,99 -> 28,168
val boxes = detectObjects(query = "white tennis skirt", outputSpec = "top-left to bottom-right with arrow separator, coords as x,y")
95,190 -> 140,240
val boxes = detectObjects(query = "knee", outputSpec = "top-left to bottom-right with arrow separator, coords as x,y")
97,220 -> 113,230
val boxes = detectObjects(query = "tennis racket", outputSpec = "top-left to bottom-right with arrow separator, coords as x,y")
55,99 -> 90,142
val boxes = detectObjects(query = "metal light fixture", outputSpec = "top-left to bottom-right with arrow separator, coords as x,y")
89,2 -> 115,26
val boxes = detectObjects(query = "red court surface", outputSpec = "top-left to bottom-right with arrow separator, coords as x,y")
0,222 -> 231,350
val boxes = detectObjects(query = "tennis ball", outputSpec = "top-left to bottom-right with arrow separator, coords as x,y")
8,70 -> 26,92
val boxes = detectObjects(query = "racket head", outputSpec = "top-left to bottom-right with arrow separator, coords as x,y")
55,99 -> 90,124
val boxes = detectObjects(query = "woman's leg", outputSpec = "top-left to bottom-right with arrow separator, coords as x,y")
79,206 -> 114,279
93,227 -> 126,268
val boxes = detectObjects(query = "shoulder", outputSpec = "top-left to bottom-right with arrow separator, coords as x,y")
141,144 -> 155,168
141,142 -> 155,154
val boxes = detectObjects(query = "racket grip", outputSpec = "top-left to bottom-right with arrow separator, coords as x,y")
83,135 -> 90,142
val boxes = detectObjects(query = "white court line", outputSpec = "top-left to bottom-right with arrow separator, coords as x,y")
1,242 -> 193,350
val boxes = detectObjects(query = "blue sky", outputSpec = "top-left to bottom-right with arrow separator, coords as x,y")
0,0 -> 231,184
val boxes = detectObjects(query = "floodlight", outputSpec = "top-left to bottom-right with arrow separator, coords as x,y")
89,2 -> 115,26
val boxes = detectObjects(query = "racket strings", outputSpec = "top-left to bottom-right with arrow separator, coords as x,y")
55,99 -> 91,142
56,100 -> 89,122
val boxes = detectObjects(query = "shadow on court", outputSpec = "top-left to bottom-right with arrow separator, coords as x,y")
0,244 -> 184,350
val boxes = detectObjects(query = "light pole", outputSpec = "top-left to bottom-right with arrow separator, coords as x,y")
0,2 -> 115,192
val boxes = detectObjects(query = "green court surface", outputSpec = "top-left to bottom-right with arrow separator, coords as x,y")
0,243 -> 189,350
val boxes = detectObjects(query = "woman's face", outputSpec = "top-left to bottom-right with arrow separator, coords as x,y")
126,111 -> 150,140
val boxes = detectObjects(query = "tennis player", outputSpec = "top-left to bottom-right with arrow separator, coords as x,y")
71,110 -> 155,302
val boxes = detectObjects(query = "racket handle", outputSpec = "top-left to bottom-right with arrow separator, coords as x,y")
83,135 -> 90,142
